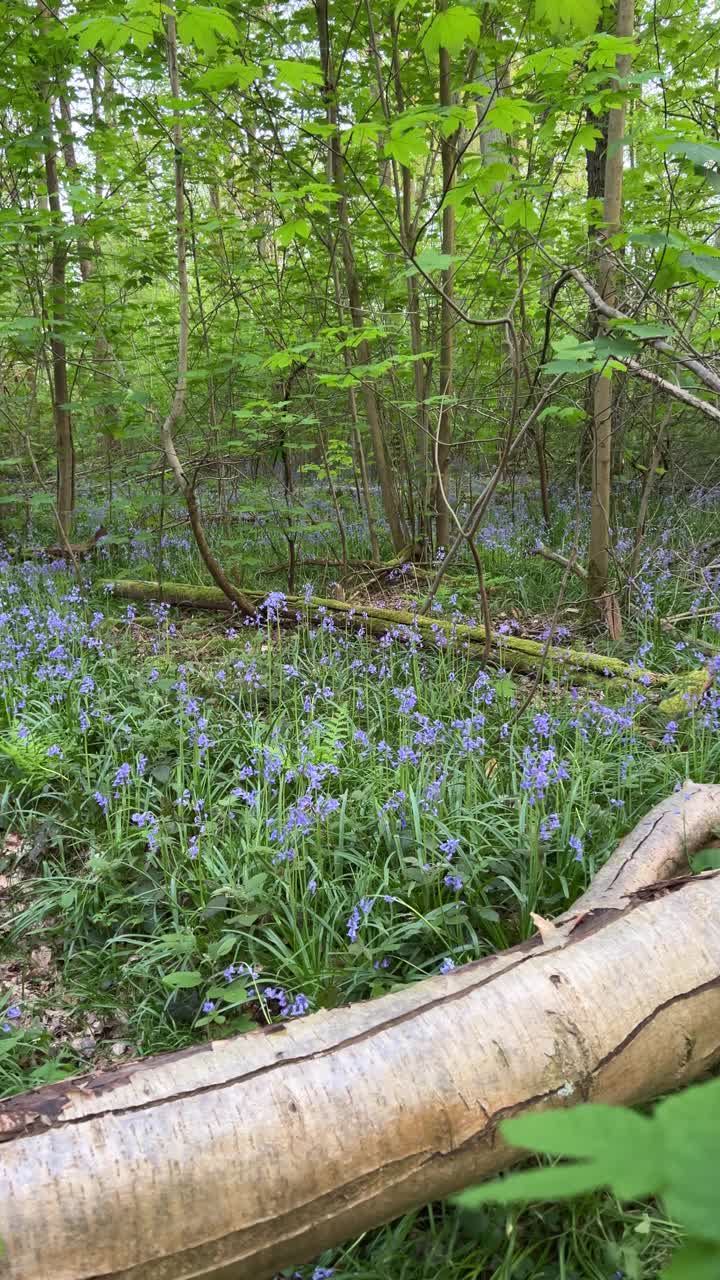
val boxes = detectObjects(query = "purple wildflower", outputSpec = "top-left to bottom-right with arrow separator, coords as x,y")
569,834 -> 584,860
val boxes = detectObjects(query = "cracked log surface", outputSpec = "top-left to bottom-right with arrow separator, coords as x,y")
1,785 -> 720,1280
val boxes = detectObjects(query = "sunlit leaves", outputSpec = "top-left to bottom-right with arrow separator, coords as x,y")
503,195 -> 540,231
195,61 -> 260,91
422,6 -> 481,58
482,98 -> 535,134
275,218 -> 312,248
535,0 -> 601,37
177,6 -> 236,55
273,59 -> 324,91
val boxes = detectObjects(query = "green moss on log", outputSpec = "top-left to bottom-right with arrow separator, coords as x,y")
100,578 -> 674,687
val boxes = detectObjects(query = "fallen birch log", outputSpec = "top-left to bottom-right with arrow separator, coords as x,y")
2,784 -> 720,1280
100,577 -> 670,687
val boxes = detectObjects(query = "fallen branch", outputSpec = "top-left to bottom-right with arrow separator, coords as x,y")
101,577 -> 669,687
2,785 -> 720,1280
532,541 -> 588,581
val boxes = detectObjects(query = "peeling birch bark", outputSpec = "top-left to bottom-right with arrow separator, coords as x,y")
1,785 -> 719,1280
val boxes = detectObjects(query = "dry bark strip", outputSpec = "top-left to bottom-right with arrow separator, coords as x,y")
100,577 -> 671,688
1,785 -> 720,1280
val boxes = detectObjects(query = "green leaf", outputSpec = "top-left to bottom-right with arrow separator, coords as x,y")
412,248 -> 456,273
502,1106 -> 661,1198
483,99 -> 535,134
690,846 -> 720,872
275,218 -> 311,247
678,252 -> 720,283
455,1163 -> 612,1207
657,1078 -> 720,1242
0,1035 -> 22,1058
422,7 -> 481,58
663,1242 -> 720,1280
569,123 -> 604,158
158,931 -> 196,954
177,7 -> 236,55
384,127 -> 427,168
535,0 -> 601,36
612,322 -> 673,339
207,980 -> 248,1003
161,970 -> 204,990
667,140 -> 720,169
195,61 -> 259,91
73,15 -> 131,53
274,59 -> 323,91
503,196 -> 540,231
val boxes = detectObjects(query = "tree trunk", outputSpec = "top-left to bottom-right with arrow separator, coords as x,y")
2,786 -> 720,1280
587,0 -> 634,612
160,6 -> 254,617
435,3 -> 457,552
315,0 -> 407,553
38,1 -> 74,537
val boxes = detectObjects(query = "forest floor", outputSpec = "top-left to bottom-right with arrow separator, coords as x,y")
2,487 -> 720,1279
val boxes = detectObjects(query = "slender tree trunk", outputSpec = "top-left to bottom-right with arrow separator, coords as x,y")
587,0 -> 634,611
387,11 -> 431,544
58,83 -> 121,488
329,259 -> 381,561
2,787 -> 720,1280
160,5 -> 254,616
435,5 -> 457,552
315,0 -> 407,553
38,1 -> 74,536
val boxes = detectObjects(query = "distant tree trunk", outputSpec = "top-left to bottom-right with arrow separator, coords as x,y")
587,0 -> 634,614
435,1 -> 457,551
315,0 -> 407,553
388,10 -> 431,545
57,84 -> 121,493
160,5 -> 254,617
38,1 -> 74,536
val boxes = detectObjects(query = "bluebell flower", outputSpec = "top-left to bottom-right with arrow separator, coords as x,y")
539,812 -> 560,841
569,834 -> 584,860
112,762 -> 131,788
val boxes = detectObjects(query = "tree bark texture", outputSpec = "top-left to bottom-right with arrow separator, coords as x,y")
587,0 -> 635,609
1,786 -> 720,1279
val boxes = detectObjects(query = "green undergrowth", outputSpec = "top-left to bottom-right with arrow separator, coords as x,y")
1,522 -> 719,1280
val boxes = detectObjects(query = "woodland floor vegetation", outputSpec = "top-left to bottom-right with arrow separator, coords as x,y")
3,487 -> 720,1277
1,0 -> 720,1273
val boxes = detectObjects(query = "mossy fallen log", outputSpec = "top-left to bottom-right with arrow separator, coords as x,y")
100,578 -> 676,688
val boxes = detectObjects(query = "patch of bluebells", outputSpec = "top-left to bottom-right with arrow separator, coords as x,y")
520,745 -> 570,805
263,986 -> 310,1018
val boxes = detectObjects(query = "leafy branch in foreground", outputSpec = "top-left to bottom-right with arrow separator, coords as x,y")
454,1077 -> 720,1280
